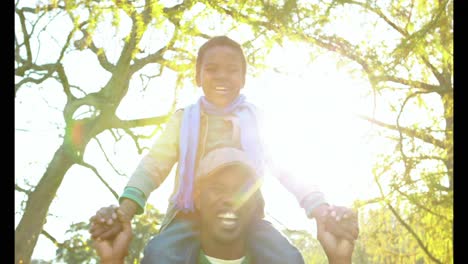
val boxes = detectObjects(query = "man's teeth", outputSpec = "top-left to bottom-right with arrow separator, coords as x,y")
215,86 -> 227,90
217,212 -> 238,219
221,219 -> 236,227
218,212 -> 238,228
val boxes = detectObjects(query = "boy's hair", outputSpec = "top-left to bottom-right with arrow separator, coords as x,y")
196,36 -> 247,80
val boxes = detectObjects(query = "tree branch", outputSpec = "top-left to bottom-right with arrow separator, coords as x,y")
109,128 -> 121,142
109,114 -> 171,129
88,41 -> 116,72
15,184 -> 31,195
346,0 -> 449,89
123,128 -> 147,155
93,137 -> 126,177
138,125 -> 163,140
396,92 -> 424,182
353,197 -> 383,208
72,19 -> 115,72
374,75 -> 443,92
405,0 -> 415,32
16,8 -> 32,63
408,154 -> 447,163
357,115 -> 446,149
16,61 -> 64,95
21,5 -> 65,14
130,21 -> 183,75
387,203 -> 443,264
418,3 -> 451,89
138,70 -> 164,92
52,19 -> 79,66
162,0 -> 197,27
130,46 -> 166,74
394,187 -> 450,221
374,172 -> 443,264
420,55 -> 447,89
15,75 -> 51,94
63,92 -> 102,121
28,11 -> 47,42
41,229 -> 63,247
56,63 -> 74,101
69,84 -> 87,97
16,61 -> 52,77
347,1 -> 409,36
79,161 -> 119,200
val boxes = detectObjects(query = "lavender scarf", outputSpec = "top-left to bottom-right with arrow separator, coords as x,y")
172,95 -> 264,212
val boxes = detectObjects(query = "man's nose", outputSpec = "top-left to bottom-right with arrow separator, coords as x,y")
220,192 -> 236,207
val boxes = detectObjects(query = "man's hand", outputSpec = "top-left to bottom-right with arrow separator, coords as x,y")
92,209 -> 133,264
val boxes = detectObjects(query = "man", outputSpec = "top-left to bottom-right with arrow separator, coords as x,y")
93,147 -> 357,263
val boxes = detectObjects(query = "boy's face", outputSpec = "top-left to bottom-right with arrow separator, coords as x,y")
197,45 -> 245,107
195,166 -> 257,244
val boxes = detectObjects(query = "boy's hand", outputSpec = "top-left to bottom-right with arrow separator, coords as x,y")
93,209 -> 133,264
323,205 -> 359,241
310,203 -> 329,220
89,205 -> 123,240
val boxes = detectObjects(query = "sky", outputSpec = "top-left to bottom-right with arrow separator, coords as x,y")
15,1 -> 391,262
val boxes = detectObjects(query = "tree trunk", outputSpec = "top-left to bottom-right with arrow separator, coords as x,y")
15,143 -> 75,264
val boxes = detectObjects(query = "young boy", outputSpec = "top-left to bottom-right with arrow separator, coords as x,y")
90,36 -> 358,263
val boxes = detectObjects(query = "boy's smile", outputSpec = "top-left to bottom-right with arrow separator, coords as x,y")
197,45 -> 245,107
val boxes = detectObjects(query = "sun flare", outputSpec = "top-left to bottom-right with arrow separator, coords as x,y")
242,45 -> 377,230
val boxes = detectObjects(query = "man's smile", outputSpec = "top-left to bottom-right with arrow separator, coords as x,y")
217,211 -> 239,229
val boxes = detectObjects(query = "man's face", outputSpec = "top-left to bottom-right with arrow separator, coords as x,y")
197,45 -> 245,107
195,166 -> 257,244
